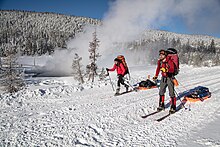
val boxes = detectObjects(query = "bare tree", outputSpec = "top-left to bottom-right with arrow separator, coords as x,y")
72,53 -> 84,84
0,43 -> 25,93
87,29 -> 101,82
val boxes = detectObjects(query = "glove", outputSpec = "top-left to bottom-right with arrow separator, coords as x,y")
153,76 -> 158,81
117,74 -> 123,78
106,68 -> 109,71
160,67 -> 168,73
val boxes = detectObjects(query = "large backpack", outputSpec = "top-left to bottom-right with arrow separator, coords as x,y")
166,48 -> 179,75
186,86 -> 211,99
139,79 -> 157,88
117,55 -> 129,75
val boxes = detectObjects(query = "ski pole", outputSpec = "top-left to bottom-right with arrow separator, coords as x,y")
107,70 -> 115,91
172,78 -> 188,109
178,80 -> 188,91
189,101 -> 191,111
174,89 -> 187,110
177,79 -> 204,102
124,79 -> 137,91
123,74 -> 135,89
128,72 -> 131,80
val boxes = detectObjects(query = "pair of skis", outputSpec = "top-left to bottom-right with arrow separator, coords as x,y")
114,88 -> 137,96
141,109 -> 176,122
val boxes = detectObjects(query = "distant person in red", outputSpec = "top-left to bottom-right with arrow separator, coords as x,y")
106,58 -> 129,95
153,49 -> 176,114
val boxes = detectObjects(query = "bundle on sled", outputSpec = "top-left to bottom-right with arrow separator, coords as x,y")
137,79 -> 158,90
183,86 -> 211,102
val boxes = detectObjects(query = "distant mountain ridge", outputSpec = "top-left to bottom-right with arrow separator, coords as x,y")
142,30 -> 220,47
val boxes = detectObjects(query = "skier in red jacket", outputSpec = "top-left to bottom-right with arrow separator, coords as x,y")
153,49 -> 176,114
106,58 -> 129,95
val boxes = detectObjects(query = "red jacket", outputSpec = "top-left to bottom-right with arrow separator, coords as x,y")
155,56 -> 175,77
109,63 -> 126,76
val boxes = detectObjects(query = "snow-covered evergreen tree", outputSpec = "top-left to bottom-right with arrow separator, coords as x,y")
72,53 -> 84,84
98,68 -> 107,81
0,44 -> 25,93
213,54 -> 220,66
208,39 -> 216,54
87,29 -> 101,82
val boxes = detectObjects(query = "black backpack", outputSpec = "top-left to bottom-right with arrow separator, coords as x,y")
187,86 -> 211,98
139,79 -> 156,88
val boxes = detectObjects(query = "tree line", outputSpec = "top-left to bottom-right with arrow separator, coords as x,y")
126,36 -> 220,67
0,10 -> 101,56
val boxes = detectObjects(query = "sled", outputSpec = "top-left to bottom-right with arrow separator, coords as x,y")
138,85 -> 158,90
184,94 -> 211,102
183,86 -> 211,102
136,79 -> 159,90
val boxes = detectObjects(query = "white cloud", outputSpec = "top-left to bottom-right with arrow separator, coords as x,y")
48,0 -> 220,75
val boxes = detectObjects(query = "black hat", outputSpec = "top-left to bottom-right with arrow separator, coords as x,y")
114,58 -> 120,62
159,49 -> 167,56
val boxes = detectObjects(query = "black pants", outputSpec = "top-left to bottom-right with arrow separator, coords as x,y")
117,75 -> 126,87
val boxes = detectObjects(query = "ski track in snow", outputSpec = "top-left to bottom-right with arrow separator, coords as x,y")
0,66 -> 220,147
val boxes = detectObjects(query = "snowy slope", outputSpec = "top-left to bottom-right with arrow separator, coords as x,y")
142,30 -> 220,46
1,65 -> 220,146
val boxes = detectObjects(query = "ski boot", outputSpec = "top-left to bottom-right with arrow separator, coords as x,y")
169,97 -> 176,114
169,105 -> 176,114
115,87 -> 120,96
157,95 -> 165,111
157,103 -> 165,111
125,84 -> 129,92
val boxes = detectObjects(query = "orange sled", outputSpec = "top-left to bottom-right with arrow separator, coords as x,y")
138,86 -> 157,90
183,86 -> 211,102
183,93 -> 211,102
136,79 -> 158,90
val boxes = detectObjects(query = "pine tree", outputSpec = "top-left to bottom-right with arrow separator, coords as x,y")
199,40 -> 206,52
208,39 -> 216,53
87,29 -> 101,82
72,53 -> 84,84
213,54 -> 220,66
171,38 -> 177,48
185,39 -> 191,53
98,67 -> 107,81
164,38 -> 169,48
0,44 -> 25,93
176,38 -> 181,48
0,47 -> 4,57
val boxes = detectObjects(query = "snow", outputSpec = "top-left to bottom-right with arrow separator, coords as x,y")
182,113 -> 220,147
1,65 -> 220,146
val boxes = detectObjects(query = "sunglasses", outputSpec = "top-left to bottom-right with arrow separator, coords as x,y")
159,50 -> 166,55
159,53 -> 166,56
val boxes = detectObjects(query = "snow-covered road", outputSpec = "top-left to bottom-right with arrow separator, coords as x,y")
1,65 -> 220,146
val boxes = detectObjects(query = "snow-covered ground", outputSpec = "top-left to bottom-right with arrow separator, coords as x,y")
1,65 -> 220,147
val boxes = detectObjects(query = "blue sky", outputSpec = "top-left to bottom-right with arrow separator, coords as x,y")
0,0 -> 111,19
0,0 -> 219,38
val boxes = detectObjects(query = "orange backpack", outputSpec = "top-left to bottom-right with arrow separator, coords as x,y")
117,55 -> 129,75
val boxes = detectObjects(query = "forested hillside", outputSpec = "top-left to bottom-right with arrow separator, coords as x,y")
0,10 -> 101,56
